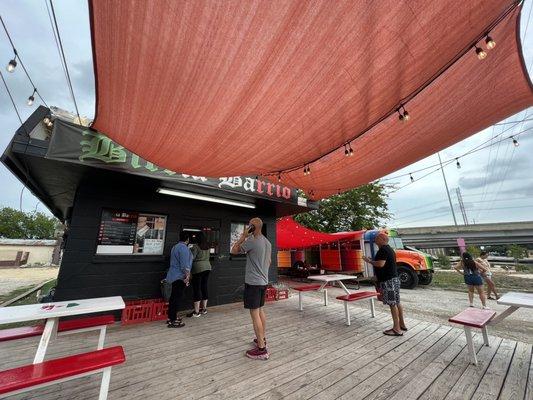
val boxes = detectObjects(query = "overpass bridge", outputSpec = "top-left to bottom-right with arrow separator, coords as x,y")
396,221 -> 533,249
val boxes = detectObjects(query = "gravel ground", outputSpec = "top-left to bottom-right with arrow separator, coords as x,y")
0,267 -> 58,296
287,280 -> 533,343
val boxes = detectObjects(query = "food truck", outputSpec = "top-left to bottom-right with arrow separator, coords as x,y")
1,106 -> 317,307
277,218 -> 433,288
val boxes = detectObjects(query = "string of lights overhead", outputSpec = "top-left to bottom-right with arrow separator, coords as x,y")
0,15 -> 49,108
263,2 -> 517,184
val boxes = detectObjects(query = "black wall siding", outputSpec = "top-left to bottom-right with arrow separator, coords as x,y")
55,173 -> 278,310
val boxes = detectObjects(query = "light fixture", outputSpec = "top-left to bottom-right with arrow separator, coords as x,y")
456,158 -> 461,169
410,173 -> 414,183
398,109 -> 405,122
43,117 -> 50,125
6,58 -> 16,73
348,143 -> 354,156
398,106 -> 410,122
278,173 -> 282,183
304,165 -> 311,175
156,188 -> 256,209
512,137 -> 519,147
485,35 -> 496,50
475,46 -> 487,60
403,110 -> 410,121
344,145 -> 349,157
27,89 -> 36,106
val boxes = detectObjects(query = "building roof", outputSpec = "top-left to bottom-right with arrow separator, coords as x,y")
0,239 -> 57,246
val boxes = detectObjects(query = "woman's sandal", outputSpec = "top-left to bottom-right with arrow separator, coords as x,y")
400,326 -> 408,331
383,329 -> 403,336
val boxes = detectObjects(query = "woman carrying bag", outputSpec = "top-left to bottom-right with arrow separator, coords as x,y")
187,232 -> 212,317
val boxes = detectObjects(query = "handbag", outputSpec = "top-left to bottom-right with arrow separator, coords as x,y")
160,279 -> 172,301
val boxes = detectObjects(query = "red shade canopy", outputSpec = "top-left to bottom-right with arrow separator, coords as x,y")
277,217 -> 362,249
89,1 -> 533,199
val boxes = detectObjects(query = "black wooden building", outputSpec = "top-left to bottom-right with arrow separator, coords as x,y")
1,107 -> 315,307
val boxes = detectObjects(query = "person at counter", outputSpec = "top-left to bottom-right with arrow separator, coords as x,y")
166,231 -> 193,328
187,232 -> 212,318
231,217 -> 272,360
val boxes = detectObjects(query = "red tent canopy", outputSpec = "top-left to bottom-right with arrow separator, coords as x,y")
277,217 -> 362,249
89,1 -> 533,199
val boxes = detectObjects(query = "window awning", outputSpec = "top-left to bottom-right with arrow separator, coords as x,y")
89,1 -> 533,199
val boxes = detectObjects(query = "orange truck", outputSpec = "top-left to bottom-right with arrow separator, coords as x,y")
277,219 -> 433,289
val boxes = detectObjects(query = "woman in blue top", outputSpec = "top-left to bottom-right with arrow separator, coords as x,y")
454,252 -> 488,309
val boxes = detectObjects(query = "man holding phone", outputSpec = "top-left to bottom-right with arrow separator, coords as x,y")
231,217 -> 272,360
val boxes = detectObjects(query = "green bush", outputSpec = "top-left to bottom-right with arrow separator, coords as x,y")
436,255 -> 451,269
515,264 -> 533,273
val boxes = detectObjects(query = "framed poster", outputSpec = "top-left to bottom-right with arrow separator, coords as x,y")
96,209 -> 167,255
230,222 -> 247,254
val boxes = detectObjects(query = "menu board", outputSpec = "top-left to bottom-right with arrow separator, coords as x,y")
96,209 -> 167,255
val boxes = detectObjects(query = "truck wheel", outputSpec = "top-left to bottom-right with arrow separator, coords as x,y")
397,265 -> 418,289
418,272 -> 433,285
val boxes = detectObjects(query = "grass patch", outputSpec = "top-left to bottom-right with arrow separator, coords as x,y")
0,285 -> 36,304
432,271 -> 532,293
10,279 -> 57,306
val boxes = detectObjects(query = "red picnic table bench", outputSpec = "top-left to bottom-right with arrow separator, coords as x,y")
0,314 -> 115,350
0,346 -> 125,399
336,291 -> 378,326
291,284 -> 329,311
449,308 -> 496,365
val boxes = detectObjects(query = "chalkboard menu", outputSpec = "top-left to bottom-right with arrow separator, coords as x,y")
96,209 -> 167,255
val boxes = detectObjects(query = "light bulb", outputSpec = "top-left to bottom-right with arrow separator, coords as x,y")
398,113 -> 404,122
6,58 -> 16,72
485,36 -> 496,50
43,117 -> 50,124
46,121 -> 53,128
349,147 -> 354,156
344,147 -> 349,156
410,174 -> 414,183
456,159 -> 461,169
476,47 -> 487,60
403,110 -> 410,121
513,138 -> 519,147
27,95 -> 35,106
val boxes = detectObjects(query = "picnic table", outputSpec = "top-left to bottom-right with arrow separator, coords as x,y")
0,296 -> 125,364
490,291 -> 533,324
308,274 -> 356,297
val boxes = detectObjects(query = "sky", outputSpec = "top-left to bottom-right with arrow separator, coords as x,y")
0,0 -> 532,228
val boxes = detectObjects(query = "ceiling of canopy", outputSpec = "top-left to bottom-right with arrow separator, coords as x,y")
89,0 -> 533,199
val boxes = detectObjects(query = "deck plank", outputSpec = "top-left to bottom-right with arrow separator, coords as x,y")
498,341 -> 531,400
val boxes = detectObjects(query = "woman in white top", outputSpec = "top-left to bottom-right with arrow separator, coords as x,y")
476,251 -> 499,300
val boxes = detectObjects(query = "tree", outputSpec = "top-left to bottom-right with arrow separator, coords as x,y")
295,182 -> 391,232
0,207 -> 58,239
507,244 -> 527,265
466,245 -> 481,258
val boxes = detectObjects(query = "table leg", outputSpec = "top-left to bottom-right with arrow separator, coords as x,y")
298,291 -> 303,311
344,301 -> 351,326
337,281 -> 351,295
490,306 -> 519,325
464,326 -> 477,365
369,298 -> 375,318
318,282 -> 328,306
33,317 -> 58,364
482,326 -> 490,347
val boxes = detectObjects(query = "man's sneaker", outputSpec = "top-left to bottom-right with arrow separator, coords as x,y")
200,308 -> 207,315
246,347 -> 269,360
186,311 -> 201,318
252,338 -> 267,348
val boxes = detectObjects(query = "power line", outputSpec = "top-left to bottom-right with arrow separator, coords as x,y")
48,0 -> 81,122
0,15 -> 49,108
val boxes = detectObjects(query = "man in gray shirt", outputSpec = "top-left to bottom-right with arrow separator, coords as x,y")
231,217 -> 272,360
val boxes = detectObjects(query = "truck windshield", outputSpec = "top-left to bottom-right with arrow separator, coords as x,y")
389,237 -> 404,250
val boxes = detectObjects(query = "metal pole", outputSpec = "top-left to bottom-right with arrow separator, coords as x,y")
437,152 -> 458,226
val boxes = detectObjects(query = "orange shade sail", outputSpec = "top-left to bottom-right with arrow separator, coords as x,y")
89,0 -> 533,199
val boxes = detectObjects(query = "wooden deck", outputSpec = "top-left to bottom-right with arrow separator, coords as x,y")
2,295 -> 532,400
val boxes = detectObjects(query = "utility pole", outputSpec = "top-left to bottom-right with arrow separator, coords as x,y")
437,152 -> 458,226
455,187 -> 469,225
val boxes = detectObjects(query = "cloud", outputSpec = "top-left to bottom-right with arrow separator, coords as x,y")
458,156 -> 530,190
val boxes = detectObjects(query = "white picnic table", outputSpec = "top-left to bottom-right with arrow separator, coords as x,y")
308,274 -> 355,305
490,291 -> 533,324
0,296 -> 125,364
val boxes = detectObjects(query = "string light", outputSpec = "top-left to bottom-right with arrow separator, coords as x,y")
410,173 -> 414,183
348,143 -> 354,156
485,35 -> 496,50
456,158 -> 461,169
43,117 -> 50,125
6,57 -> 16,73
303,165 -> 311,175
277,173 -> 282,183
398,106 -> 410,122
475,46 -> 487,60
344,145 -> 349,157
27,88 -> 36,106
512,137 -> 519,147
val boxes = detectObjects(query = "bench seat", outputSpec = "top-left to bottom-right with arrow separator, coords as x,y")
291,284 -> 328,310
0,346 -> 125,399
336,291 -> 378,302
336,291 -> 378,326
449,308 -> 496,365
291,285 -> 323,292
0,315 -> 115,344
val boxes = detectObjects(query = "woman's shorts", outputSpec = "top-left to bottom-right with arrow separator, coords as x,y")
379,277 -> 401,306
464,274 -> 483,286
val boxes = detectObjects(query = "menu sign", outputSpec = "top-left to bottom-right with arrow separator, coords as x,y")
96,209 -> 167,255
